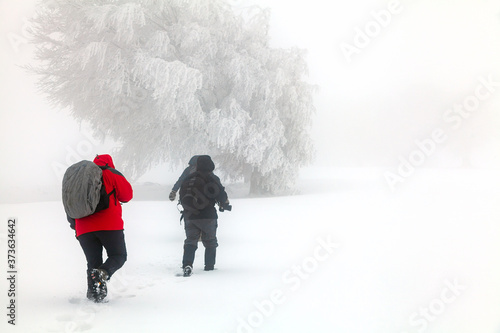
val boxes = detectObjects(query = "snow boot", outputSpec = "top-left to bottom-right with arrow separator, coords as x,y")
90,268 -> 109,302
183,265 -> 193,277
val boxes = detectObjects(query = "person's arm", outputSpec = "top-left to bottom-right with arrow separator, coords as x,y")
170,166 -> 194,201
66,214 -> 75,230
172,166 -> 193,192
210,173 -> 228,204
108,168 -> 133,203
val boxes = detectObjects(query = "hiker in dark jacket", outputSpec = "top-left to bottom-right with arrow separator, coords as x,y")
179,155 -> 229,276
73,154 -> 133,302
169,155 -> 199,201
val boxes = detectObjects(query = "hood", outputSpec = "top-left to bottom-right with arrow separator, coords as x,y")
197,155 -> 215,172
188,155 -> 199,166
94,154 -> 115,169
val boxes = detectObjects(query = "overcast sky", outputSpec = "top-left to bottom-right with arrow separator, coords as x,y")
1,0 -> 500,198
256,0 -> 500,167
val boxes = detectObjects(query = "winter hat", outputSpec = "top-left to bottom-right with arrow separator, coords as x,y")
197,155 -> 215,172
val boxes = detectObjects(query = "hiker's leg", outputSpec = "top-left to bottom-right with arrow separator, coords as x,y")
78,232 -> 104,290
183,219 -> 201,268
199,219 -> 218,269
95,230 -> 127,278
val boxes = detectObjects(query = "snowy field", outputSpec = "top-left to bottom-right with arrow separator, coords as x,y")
1,167 -> 499,333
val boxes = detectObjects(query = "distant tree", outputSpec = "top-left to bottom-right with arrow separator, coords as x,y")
28,0 -> 315,194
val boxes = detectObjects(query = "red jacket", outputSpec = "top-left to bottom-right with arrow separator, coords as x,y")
75,155 -> 133,237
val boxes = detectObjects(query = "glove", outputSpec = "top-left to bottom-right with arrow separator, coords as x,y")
169,190 -> 176,201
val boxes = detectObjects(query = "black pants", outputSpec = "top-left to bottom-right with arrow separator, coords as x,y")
78,230 -> 127,289
183,218 -> 218,269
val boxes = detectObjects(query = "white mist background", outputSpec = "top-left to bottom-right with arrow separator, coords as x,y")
1,0 -> 500,201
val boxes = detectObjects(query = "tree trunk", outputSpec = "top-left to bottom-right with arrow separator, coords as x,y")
243,164 -> 261,195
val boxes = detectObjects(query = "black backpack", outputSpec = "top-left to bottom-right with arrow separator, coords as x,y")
179,171 -> 219,216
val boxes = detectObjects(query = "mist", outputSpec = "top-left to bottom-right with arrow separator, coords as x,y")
1,0 -> 500,203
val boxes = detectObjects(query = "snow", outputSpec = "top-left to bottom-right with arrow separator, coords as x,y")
1,167 -> 499,333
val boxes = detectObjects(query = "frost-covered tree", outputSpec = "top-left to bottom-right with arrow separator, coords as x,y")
28,0 -> 315,194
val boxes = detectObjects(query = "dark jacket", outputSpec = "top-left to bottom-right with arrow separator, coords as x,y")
182,155 -> 228,220
172,155 -> 199,192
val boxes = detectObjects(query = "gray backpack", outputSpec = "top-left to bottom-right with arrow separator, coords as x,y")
62,160 -> 111,219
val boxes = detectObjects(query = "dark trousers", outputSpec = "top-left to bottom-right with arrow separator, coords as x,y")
183,218 -> 218,269
78,230 -> 127,289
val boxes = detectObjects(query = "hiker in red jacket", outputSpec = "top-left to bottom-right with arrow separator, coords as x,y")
74,154 -> 133,302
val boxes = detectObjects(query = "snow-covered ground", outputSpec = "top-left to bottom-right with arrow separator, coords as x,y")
1,167 -> 499,333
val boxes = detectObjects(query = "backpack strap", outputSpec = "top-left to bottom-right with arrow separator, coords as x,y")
98,165 -> 118,205
108,188 -> 117,206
